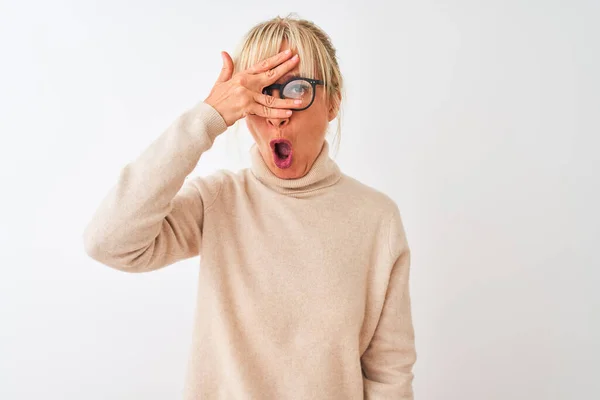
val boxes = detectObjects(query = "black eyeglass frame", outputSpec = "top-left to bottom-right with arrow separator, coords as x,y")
262,77 -> 324,111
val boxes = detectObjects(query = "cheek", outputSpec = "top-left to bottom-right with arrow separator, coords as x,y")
245,115 -> 264,133
245,117 -> 272,145
302,107 -> 329,129
305,96 -> 330,122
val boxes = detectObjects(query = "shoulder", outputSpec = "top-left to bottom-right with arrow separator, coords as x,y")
187,168 -> 252,204
339,173 -> 401,217
184,169 -> 230,209
339,173 -> 409,258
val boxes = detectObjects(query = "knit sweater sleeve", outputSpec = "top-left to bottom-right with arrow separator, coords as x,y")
361,205 -> 417,399
82,101 -> 228,273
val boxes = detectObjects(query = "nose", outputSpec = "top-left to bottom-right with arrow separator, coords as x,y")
265,88 -> 290,128
266,116 -> 290,128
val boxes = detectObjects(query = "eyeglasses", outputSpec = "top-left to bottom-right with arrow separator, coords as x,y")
262,77 -> 324,111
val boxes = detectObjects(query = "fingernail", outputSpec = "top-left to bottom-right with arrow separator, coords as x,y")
284,49 -> 291,54
292,54 -> 299,61
286,110 -> 293,115
294,100 -> 302,104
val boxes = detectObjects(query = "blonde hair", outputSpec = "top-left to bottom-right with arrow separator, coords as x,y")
230,13 -> 344,158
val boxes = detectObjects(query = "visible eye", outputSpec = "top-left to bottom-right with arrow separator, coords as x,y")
290,85 -> 306,94
283,80 -> 311,99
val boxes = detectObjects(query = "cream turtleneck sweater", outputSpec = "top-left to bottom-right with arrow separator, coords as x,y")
83,101 -> 416,399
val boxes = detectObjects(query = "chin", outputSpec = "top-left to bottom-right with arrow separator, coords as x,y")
271,166 -> 298,179
270,160 -> 305,179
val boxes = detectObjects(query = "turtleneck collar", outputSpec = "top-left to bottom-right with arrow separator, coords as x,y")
249,140 -> 342,197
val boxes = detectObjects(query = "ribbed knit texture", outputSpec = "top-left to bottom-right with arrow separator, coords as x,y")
83,101 -> 416,399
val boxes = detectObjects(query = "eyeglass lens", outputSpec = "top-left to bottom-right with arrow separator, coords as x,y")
282,80 -> 313,101
265,79 -> 314,102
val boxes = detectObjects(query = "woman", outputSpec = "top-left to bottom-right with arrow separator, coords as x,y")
83,15 -> 416,400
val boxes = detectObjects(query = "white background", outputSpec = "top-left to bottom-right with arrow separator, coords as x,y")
1,0 -> 598,399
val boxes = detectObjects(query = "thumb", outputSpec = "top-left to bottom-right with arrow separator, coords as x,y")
216,51 -> 234,83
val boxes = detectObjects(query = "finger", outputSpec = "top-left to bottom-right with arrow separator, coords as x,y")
247,49 -> 293,74
216,51 -> 234,83
258,53 -> 299,86
247,102 -> 293,119
252,92 -> 304,110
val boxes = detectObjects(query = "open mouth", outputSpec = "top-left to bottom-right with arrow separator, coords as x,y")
270,139 -> 293,169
